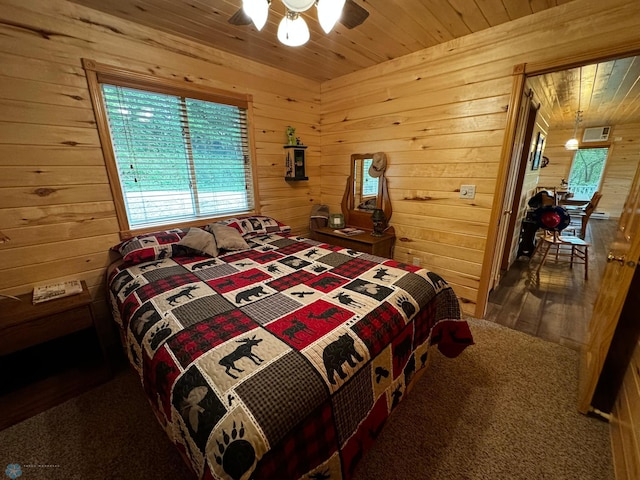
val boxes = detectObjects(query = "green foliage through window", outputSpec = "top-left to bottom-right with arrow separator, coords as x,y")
567,148 -> 608,201
101,85 -> 254,228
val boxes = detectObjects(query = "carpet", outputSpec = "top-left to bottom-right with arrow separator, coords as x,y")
0,319 -> 613,479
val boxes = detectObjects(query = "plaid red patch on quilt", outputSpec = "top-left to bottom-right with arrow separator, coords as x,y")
108,232 -> 473,480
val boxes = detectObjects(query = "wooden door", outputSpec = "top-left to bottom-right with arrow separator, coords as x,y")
488,80 -> 531,291
501,97 -> 538,271
579,162 -> 640,414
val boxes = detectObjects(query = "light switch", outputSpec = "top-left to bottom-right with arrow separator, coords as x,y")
460,184 -> 476,199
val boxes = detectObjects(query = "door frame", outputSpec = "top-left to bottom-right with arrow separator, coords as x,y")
475,45 -> 640,319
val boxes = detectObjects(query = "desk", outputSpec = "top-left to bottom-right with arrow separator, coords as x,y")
311,227 -> 396,258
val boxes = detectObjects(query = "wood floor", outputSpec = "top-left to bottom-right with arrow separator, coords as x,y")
486,218 -> 618,350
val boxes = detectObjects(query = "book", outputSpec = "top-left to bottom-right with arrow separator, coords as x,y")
334,227 -> 365,236
33,280 -> 83,304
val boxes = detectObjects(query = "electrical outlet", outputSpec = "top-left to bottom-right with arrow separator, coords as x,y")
460,184 -> 476,199
412,257 -> 421,266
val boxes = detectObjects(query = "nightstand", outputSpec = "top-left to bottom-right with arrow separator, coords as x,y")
312,227 -> 396,258
0,281 -> 111,430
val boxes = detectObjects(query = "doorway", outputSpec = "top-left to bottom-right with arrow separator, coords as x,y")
485,54 -> 640,336
483,52 -> 640,422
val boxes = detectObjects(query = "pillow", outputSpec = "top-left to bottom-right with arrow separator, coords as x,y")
112,229 -> 186,265
177,227 -> 218,257
208,224 -> 249,251
210,215 -> 291,238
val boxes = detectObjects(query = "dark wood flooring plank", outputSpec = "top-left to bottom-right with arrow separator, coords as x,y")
486,218 -> 618,350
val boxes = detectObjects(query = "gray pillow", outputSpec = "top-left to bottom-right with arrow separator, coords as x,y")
208,224 -> 249,251
177,227 -> 219,257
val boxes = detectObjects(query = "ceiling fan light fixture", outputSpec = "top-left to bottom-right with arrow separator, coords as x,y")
317,0 -> 346,33
277,12 -> 310,47
233,0 -> 366,46
243,0 -> 270,30
282,0 -> 316,12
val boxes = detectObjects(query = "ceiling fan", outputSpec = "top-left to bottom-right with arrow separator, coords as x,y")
228,0 -> 370,30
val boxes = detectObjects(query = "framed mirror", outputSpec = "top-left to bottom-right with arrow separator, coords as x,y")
341,153 -> 392,230
352,154 -> 380,211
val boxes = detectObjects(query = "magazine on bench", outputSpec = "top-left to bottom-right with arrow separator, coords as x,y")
33,280 -> 83,304
333,227 -> 365,236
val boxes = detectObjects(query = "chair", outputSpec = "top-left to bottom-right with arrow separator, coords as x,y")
560,191 -> 603,239
535,231 -> 590,280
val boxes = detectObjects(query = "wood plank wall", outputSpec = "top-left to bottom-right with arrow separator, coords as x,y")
320,0 -> 640,317
0,0 -> 321,319
538,124 -> 640,218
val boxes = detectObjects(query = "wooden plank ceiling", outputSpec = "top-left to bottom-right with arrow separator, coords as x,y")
69,0 -> 576,82
68,0 -> 640,127
529,57 -> 640,129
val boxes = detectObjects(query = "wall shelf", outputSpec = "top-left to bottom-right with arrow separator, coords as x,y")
284,145 -> 308,181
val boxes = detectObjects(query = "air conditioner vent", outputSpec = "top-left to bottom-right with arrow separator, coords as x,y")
583,126 -> 611,142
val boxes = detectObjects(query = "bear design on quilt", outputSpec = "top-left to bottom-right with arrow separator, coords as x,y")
323,333 -> 363,385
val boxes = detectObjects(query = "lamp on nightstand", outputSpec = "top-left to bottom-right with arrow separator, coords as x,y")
371,208 -> 386,237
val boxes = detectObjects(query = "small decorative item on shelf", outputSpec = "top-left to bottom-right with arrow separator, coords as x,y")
284,144 -> 308,181
371,208 -> 386,237
329,213 -> 345,229
286,125 -> 296,145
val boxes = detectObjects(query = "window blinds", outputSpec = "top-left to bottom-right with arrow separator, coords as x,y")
101,84 -> 255,228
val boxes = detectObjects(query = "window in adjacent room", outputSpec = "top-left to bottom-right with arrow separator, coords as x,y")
567,147 -> 609,201
83,59 -> 258,234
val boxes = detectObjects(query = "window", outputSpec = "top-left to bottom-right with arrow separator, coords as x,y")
83,59 -> 257,234
567,147 -> 609,200
361,158 -> 380,197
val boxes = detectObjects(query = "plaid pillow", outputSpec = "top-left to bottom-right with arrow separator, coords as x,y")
207,215 -> 291,238
112,229 -> 187,265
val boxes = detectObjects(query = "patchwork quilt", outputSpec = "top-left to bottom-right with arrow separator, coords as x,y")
108,232 -> 473,480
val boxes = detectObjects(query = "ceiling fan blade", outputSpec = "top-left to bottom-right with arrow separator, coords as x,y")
340,0 -> 369,29
228,7 -> 253,26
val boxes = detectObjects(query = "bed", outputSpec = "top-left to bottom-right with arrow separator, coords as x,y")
107,215 -> 473,480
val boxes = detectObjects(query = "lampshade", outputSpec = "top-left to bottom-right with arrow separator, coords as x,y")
317,0 -> 346,33
565,137 -> 579,150
243,0 -> 269,30
282,0 -> 315,12
277,13 -> 310,47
